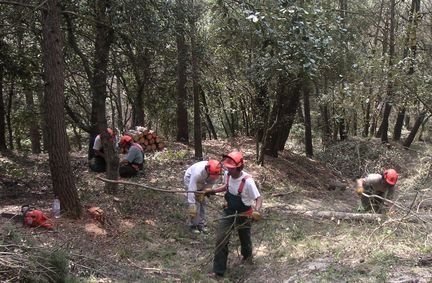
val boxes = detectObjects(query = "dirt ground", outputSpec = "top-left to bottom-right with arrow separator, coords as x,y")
1,137 -> 432,282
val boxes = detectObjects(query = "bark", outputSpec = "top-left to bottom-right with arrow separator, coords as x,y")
264,76 -> 301,157
41,0 -> 81,218
190,7 -> 202,159
393,107 -> 406,141
93,0 -> 118,193
200,88 -> 217,140
303,85 -> 313,157
175,0 -> 189,143
403,111 -> 426,148
380,0 -> 396,143
7,81 -> 14,150
24,88 -> 41,153
276,209 -> 432,223
362,96 -> 371,137
0,68 -> 6,151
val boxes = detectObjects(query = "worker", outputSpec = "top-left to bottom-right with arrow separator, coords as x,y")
355,168 -> 398,213
206,150 -> 263,278
89,128 -> 116,172
184,160 -> 223,234
118,135 -> 144,178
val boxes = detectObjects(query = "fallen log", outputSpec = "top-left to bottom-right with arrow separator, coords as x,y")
279,209 -> 384,222
271,208 -> 432,223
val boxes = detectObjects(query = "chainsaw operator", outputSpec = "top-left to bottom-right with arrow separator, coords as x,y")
205,150 -> 263,278
89,128 -> 117,173
118,135 -> 144,178
184,159 -> 223,234
355,168 -> 398,213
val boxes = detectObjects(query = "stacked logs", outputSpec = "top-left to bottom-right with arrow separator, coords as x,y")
126,126 -> 165,152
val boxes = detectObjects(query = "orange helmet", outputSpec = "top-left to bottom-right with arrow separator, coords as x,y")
107,128 -> 114,137
383,169 -> 398,185
119,135 -> 133,147
222,151 -> 244,169
207,160 -> 222,175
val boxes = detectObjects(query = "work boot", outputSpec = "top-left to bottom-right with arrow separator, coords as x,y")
190,225 -> 200,234
199,225 -> 209,234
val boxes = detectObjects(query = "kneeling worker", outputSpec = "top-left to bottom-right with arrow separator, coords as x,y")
118,135 -> 144,178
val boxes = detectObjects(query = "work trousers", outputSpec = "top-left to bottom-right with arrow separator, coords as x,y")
213,211 -> 252,276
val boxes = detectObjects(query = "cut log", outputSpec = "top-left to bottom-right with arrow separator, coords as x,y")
151,144 -> 157,150
157,142 -> 165,150
275,209 -> 432,223
149,138 -> 155,144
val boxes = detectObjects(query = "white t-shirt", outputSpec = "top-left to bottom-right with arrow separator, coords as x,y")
184,161 -> 220,204
93,135 -> 102,151
223,171 -> 260,206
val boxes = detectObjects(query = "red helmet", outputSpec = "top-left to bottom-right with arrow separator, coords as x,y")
207,160 -> 222,175
223,151 -> 244,169
119,135 -> 133,147
383,169 -> 398,185
107,128 -> 114,137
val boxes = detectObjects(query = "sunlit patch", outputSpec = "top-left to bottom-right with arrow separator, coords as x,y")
84,223 -> 107,236
119,219 -> 135,230
145,219 -> 157,226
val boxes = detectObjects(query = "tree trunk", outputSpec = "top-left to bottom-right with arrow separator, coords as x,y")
175,0 -> 189,143
380,0 -> 395,144
0,68 -> 6,152
303,84 -> 313,157
362,94 -> 371,137
41,0 -> 81,218
24,88 -> 41,154
190,5 -> 202,159
403,111 -> 426,148
393,107 -> 406,141
200,88 -> 217,140
93,0 -> 118,193
7,81 -> 14,150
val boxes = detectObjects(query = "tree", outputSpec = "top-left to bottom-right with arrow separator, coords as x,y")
41,0 -> 81,218
92,0 -> 118,193
175,0 -> 189,143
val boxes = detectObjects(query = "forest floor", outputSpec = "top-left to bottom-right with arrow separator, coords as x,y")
2,137 -> 432,282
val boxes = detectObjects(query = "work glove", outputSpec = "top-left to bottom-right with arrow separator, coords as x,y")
251,211 -> 262,221
189,204 -> 197,219
204,188 -> 215,196
355,187 -> 364,195
194,191 -> 205,203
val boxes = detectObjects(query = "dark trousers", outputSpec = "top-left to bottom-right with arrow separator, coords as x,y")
119,164 -> 138,178
213,211 -> 252,276
89,156 -> 106,172
361,185 -> 385,213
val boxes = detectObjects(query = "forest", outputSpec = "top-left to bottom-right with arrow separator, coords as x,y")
1,0 -> 432,282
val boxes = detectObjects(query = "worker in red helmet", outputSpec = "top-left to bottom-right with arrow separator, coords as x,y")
184,159 -> 223,234
118,135 -> 144,178
206,150 -> 263,278
89,128 -> 117,172
355,169 -> 399,213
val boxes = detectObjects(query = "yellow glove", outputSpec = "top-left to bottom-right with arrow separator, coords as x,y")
195,191 -> 205,203
189,204 -> 197,219
355,187 -> 364,195
251,211 -> 262,221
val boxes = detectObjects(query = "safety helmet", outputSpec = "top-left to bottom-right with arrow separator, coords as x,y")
119,135 -> 133,147
383,169 -> 398,185
222,151 -> 244,169
107,128 -> 114,137
207,160 -> 222,175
